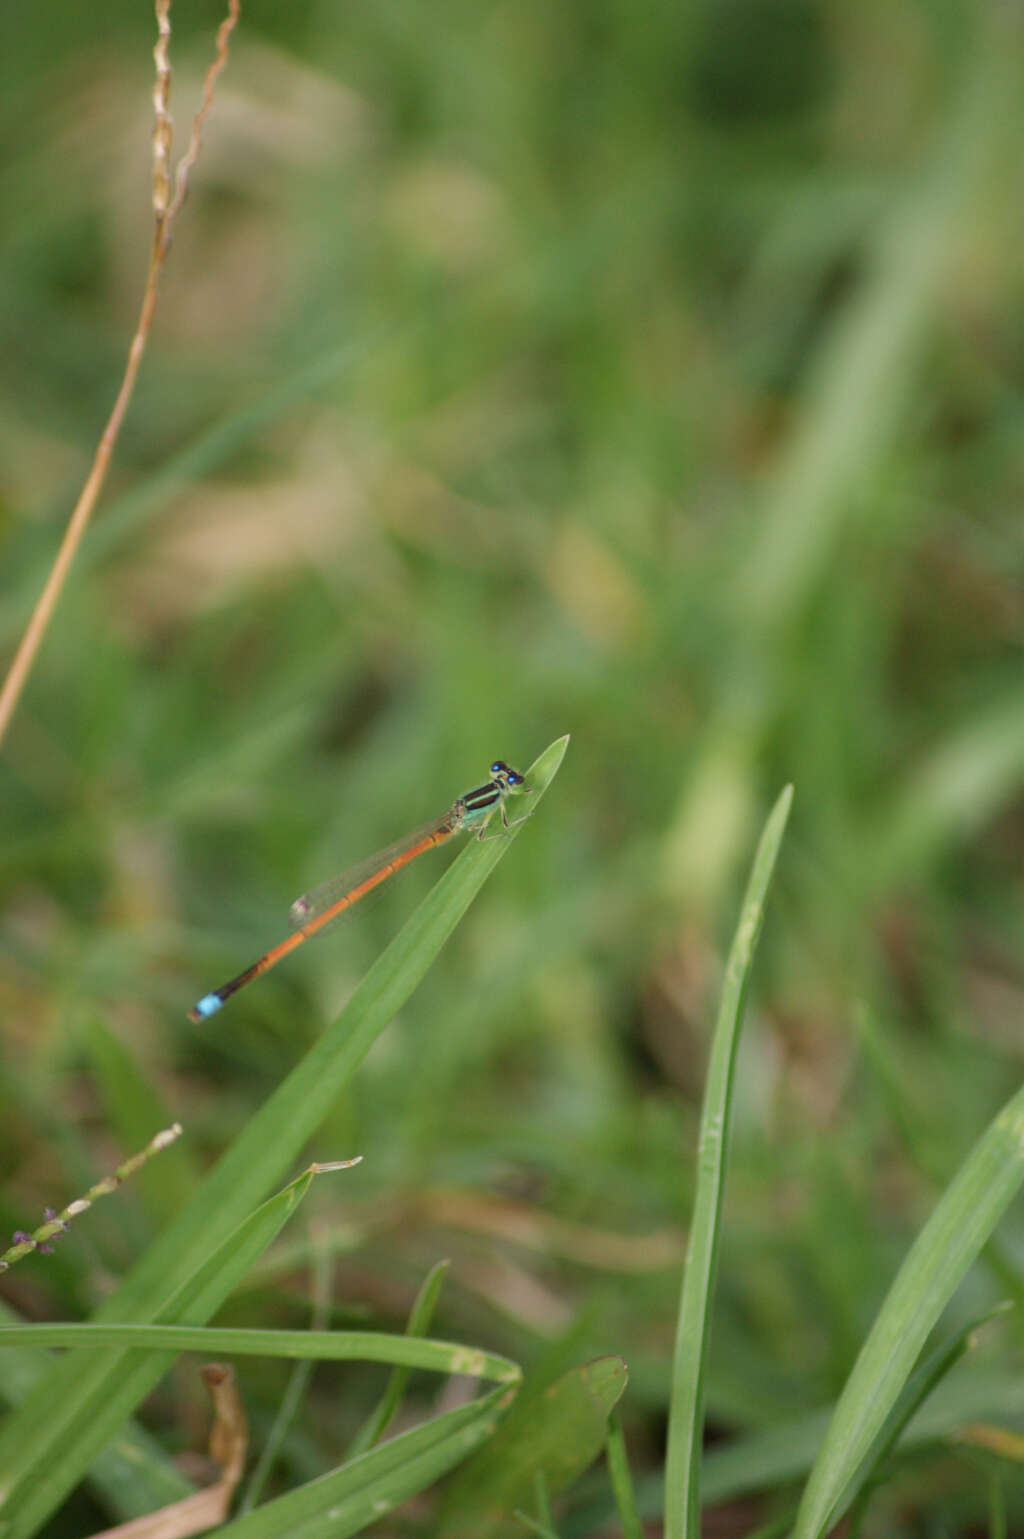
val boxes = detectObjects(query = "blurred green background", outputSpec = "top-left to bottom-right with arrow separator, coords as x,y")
1,0 -> 1023,1532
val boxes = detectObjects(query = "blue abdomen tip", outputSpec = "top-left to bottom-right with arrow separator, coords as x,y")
194,994 -> 223,1019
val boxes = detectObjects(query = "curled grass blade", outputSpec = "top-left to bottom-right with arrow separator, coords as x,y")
0,1323 -> 520,1382
663,785 -> 794,1539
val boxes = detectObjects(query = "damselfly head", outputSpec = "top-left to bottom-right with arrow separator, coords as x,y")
491,760 -> 529,790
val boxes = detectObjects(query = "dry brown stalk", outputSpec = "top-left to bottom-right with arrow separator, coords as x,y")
0,0 -> 242,748
91,1364 -> 248,1539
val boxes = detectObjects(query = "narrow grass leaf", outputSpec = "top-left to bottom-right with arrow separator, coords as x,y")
988,1471 -> 1008,1539
513,1487 -> 561,1539
576,1365 -> 1024,1532
793,1081 -> 1024,1539
212,1382 -> 514,1539
0,1171 -> 314,1539
738,31 -> 1012,630
744,1516 -> 796,1539
0,1301 -> 194,1522
873,688 -> 1024,882
528,1468 -> 557,1533
664,784 -> 794,1539
839,1304 -> 1010,1534
0,340 -> 367,646
346,1258 -> 451,1457
86,1017 -> 198,1219
0,736 -> 567,1537
123,735 -> 567,1319
239,1225 -> 332,1515
605,1411 -> 644,1539
0,1324 -> 520,1381
701,1363 -> 1024,1505
442,1355 -> 628,1538
512,1516 -> 560,1539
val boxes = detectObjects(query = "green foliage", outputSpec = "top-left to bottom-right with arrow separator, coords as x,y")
441,1355 -> 627,1535
665,786 -> 793,1536
216,1383 -> 515,1539
1,0 -> 1022,1534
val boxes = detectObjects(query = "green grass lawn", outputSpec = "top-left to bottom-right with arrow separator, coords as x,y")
0,2 -> 1022,1534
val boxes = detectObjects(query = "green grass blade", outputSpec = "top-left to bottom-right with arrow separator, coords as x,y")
701,1365 -> 1024,1506
605,1411 -> 644,1539
347,1258 -> 450,1458
85,1018 -> 198,1221
0,341 -> 367,648
213,1382 -> 515,1539
744,1517 -> 796,1539
574,1361 -> 1024,1533
239,1225 -> 332,1515
120,734 -> 567,1320
511,1511 -> 561,1539
663,785 -> 794,1539
0,1170 -> 315,1538
838,1305 -> 1009,1533
987,1471 -> 1008,1539
0,1299 -> 194,1523
0,736 -> 566,1535
514,1471 -> 560,1537
0,1292 -> 194,1520
737,35 -> 1012,631
531,1468 -> 557,1533
0,1323 -> 520,1381
443,1355 -> 628,1537
872,687 -> 1024,883
793,1083 -> 1024,1539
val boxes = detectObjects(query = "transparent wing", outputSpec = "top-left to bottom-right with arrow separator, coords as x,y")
288,810 -> 462,932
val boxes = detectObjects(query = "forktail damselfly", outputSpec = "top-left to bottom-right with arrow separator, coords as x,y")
188,760 -> 531,1021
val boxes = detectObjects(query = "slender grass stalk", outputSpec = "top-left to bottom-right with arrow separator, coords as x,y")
663,785 -> 794,1539
987,1470 -> 1007,1539
346,1258 -> 451,1458
0,1122 -> 182,1273
532,1469 -> 557,1531
605,1411 -> 643,1539
0,1 -> 239,746
512,1493 -> 561,1539
238,1222 -> 333,1513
